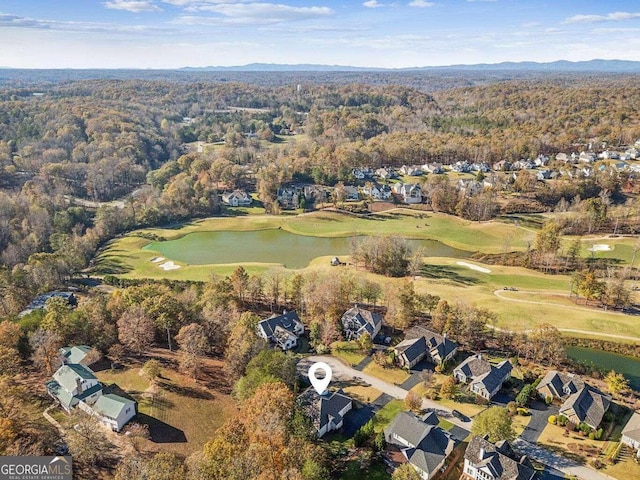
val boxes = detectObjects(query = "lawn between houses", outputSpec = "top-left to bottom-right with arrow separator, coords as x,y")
95,348 -> 237,457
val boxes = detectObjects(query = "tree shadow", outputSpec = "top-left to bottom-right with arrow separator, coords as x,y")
136,412 -> 187,444
91,256 -> 132,275
158,380 -> 214,400
420,264 -> 479,285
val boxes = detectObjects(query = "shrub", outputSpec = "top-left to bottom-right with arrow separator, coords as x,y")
506,401 -> 518,416
544,395 -> 552,405
517,408 -> 531,416
595,428 -> 604,440
558,415 -> 568,426
588,432 -> 595,440
548,415 -> 557,424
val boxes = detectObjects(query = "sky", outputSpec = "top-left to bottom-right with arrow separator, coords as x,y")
1,1 -> 640,69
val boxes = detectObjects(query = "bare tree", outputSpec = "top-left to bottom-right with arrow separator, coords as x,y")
29,329 -> 62,375
117,306 -> 154,356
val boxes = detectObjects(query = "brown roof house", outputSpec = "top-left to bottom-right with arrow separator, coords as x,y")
384,411 -> 456,479
394,326 -> 458,369
462,436 -> 537,480
453,354 -> 512,400
558,384 -> 611,430
536,370 -> 585,402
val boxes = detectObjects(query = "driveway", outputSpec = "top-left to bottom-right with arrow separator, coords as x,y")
520,400 -> 558,444
513,438 -> 616,480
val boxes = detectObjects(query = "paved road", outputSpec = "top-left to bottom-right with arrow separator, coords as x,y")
298,355 -> 472,430
513,439 -> 617,480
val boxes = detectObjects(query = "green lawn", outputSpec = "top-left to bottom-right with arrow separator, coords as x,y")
371,399 -> 405,433
340,460 -> 390,480
95,354 -> 237,456
362,362 -> 411,385
331,341 -> 368,367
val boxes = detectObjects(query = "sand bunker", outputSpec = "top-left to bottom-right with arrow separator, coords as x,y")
456,261 -> 491,274
150,257 -> 165,263
159,261 -> 181,271
589,244 -> 612,252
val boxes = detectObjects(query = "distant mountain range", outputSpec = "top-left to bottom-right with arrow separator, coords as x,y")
180,59 -> 640,73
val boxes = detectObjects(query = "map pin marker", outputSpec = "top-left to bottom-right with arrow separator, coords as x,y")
308,362 -> 332,395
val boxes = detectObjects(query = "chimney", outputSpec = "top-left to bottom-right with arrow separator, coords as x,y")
283,309 -> 287,315
479,446 -> 485,459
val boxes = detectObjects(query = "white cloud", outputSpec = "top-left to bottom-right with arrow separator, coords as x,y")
466,0 -> 497,2
408,0 -> 434,7
0,13 -> 170,33
363,1 -> 394,8
563,11 -> 640,24
175,3 -> 333,25
104,0 -> 162,12
522,21 -> 540,28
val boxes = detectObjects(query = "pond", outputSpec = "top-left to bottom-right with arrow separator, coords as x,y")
143,229 -> 471,269
565,346 -> 640,392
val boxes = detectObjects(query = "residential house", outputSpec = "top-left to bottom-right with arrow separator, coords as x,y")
394,326 -> 458,369
341,305 -> 382,341
492,160 -> 512,172
625,147 -> 638,159
88,393 -> 137,432
453,354 -> 512,400
578,151 -> 596,163
303,185 -> 328,204
19,291 -> 77,317
422,163 -> 445,174
46,364 -> 103,413
257,311 -> 304,351
297,388 -> 352,438
384,411 -> 457,480
400,165 -> 423,176
621,412 -> 640,458
363,183 -> 391,200
470,162 -> 490,173
222,189 -> 252,207
555,153 -> 570,163
536,170 -> 553,181
462,436 -> 537,480
536,370 -> 585,402
456,179 -> 483,197
342,185 -> 360,201
598,150 -> 620,160
558,384 -> 611,430
352,168 -> 374,179
451,161 -> 471,173
59,345 -> 98,367
393,183 -> 422,204
512,160 -> 534,170
277,186 -> 299,209
533,155 -> 549,167
376,167 -> 398,180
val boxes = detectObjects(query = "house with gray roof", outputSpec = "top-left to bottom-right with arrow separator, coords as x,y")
559,384 -> 611,430
257,310 -> 304,351
396,326 -> 458,369
454,354 -> 512,400
622,412 -> 640,458
89,394 -> 137,432
46,364 -> 102,412
341,305 -> 382,341
59,345 -> 98,367
297,388 -> 353,438
384,411 -> 456,480
463,436 -> 536,480
536,370 -> 585,402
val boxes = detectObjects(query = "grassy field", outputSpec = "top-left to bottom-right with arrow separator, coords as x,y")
95,349 -> 237,456
371,399 -> 405,433
331,341 -> 368,367
362,362 -> 411,385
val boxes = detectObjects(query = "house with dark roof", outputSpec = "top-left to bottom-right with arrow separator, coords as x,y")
46,364 -> 102,413
395,326 -> 458,369
462,436 -> 536,480
384,411 -> 457,479
454,354 -> 512,400
59,345 -> 98,367
341,305 -> 383,341
297,388 -> 353,438
536,370 -> 585,402
559,384 -> 611,430
622,412 -> 640,458
19,291 -> 77,317
257,311 -> 304,351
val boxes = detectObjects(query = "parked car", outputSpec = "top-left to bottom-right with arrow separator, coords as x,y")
451,409 -> 470,422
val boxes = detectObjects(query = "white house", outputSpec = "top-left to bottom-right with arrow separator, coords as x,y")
393,183 -> 422,204
59,345 -> 98,366
46,364 -> 103,413
298,388 -> 353,437
363,183 -> 392,200
222,190 -> 252,207
90,393 -> 137,432
622,412 -> 640,458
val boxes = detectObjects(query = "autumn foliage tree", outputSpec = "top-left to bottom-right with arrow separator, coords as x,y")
117,306 -> 155,356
